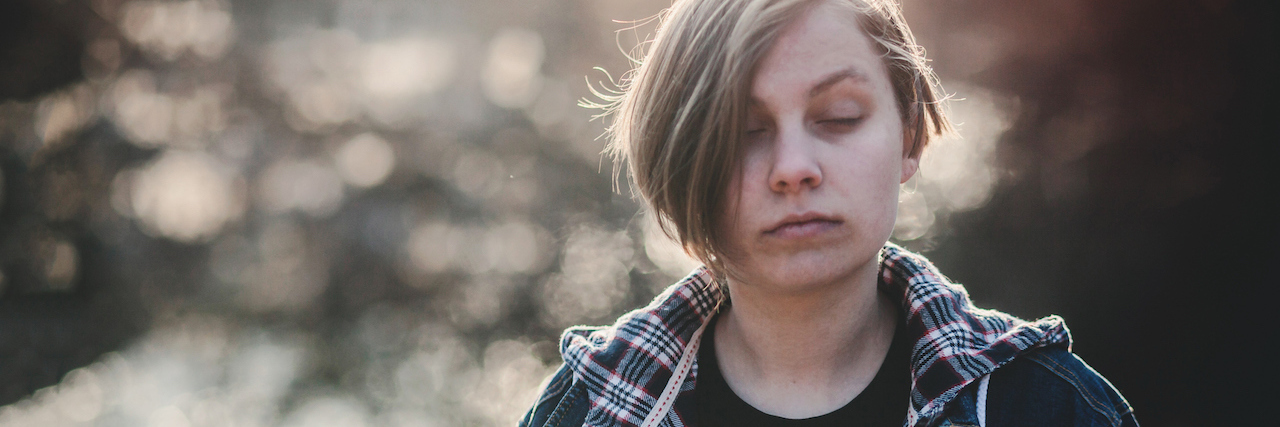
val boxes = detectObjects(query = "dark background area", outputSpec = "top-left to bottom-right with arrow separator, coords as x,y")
919,1 -> 1280,423
1,0 -> 1276,425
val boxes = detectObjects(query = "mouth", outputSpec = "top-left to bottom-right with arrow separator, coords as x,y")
764,212 -> 843,238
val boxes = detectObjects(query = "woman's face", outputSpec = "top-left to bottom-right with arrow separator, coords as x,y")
719,2 -> 918,292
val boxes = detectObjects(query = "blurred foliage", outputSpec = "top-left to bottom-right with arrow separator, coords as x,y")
1,0 -> 1274,426
0,0 -> 699,425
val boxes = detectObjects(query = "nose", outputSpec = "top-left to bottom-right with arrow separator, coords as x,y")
767,129 -> 823,193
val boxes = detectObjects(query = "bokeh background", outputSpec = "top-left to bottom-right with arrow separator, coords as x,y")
0,0 -> 1275,426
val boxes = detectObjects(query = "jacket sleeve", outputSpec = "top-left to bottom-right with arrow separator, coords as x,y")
519,363 -> 585,427
986,346 -> 1138,427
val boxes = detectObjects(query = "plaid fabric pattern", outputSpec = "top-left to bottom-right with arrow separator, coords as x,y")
878,244 -> 1071,426
560,271 -> 723,427
557,243 -> 1070,427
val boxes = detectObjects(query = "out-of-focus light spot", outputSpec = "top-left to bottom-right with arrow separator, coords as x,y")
642,213 -> 701,278
355,306 -> 416,357
108,70 -> 229,148
482,28 -> 545,109
0,394 -> 56,425
0,319 -> 310,427
258,158 -> 345,217
36,94 -> 81,143
189,6 -> 234,60
378,410 -> 447,427
450,279 -> 509,327
496,162 -> 541,210
280,396 -> 370,427
226,333 -> 305,402
264,30 -> 457,130
454,227 -> 496,274
171,85 -> 228,145
452,150 -> 506,198
263,30 -> 362,132
128,150 -> 242,243
335,133 -> 396,188
55,368 -> 103,423
188,397 -> 232,427
361,37 -> 455,99
406,222 -> 453,275
360,36 -> 457,126
35,84 -> 96,146
44,239 -> 79,292
231,220 -> 329,313
481,226 -> 518,274
526,78 -> 584,144
119,1 -> 181,59
488,220 -> 550,274
149,405 -> 191,427
893,189 -> 935,241
292,82 -> 359,130
110,70 -> 174,147
110,169 -> 137,218
119,0 -> 235,62
465,340 -> 555,426
541,222 -> 634,326
405,219 -> 550,277
64,318 -> 231,424
391,326 -> 477,421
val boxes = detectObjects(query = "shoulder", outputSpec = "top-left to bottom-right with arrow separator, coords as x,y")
986,346 -> 1138,427
519,321 -> 637,427
518,363 -> 590,427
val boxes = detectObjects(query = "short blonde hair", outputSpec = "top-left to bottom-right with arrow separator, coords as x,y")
592,0 -> 952,275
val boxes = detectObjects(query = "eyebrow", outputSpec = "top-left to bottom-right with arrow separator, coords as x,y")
809,68 -> 870,98
746,67 -> 872,110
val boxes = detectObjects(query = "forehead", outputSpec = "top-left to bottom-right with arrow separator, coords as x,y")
750,2 -> 891,103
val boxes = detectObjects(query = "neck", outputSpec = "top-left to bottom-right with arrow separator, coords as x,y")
713,262 -> 899,418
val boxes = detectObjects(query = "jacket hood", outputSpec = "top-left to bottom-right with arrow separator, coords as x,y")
559,243 -> 1071,427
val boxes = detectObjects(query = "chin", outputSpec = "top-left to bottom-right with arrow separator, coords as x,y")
732,244 -> 881,294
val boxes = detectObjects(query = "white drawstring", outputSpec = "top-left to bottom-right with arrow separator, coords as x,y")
977,374 -> 991,427
638,317 -> 711,427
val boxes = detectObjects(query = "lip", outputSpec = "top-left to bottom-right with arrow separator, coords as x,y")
763,212 -> 843,239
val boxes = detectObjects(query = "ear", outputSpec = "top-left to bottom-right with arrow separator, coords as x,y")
900,131 -> 920,184
900,155 -> 919,184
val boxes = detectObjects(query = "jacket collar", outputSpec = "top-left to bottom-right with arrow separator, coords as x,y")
560,243 -> 1071,427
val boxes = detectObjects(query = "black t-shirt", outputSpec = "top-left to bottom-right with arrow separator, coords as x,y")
694,313 -> 911,427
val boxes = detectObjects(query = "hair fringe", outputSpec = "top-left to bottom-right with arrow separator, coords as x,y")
581,0 -> 957,278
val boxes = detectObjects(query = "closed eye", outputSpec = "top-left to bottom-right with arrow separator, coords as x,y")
817,117 -> 862,132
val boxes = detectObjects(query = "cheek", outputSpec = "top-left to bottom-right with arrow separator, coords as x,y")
842,162 -> 900,227
728,148 -> 769,211
841,127 -> 903,184
838,127 -> 905,227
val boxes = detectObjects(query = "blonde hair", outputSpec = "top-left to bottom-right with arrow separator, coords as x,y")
589,0 -> 952,276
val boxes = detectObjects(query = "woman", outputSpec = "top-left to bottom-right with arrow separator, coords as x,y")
521,0 -> 1137,426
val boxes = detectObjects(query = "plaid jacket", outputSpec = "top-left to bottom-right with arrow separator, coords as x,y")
521,243 -> 1095,427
